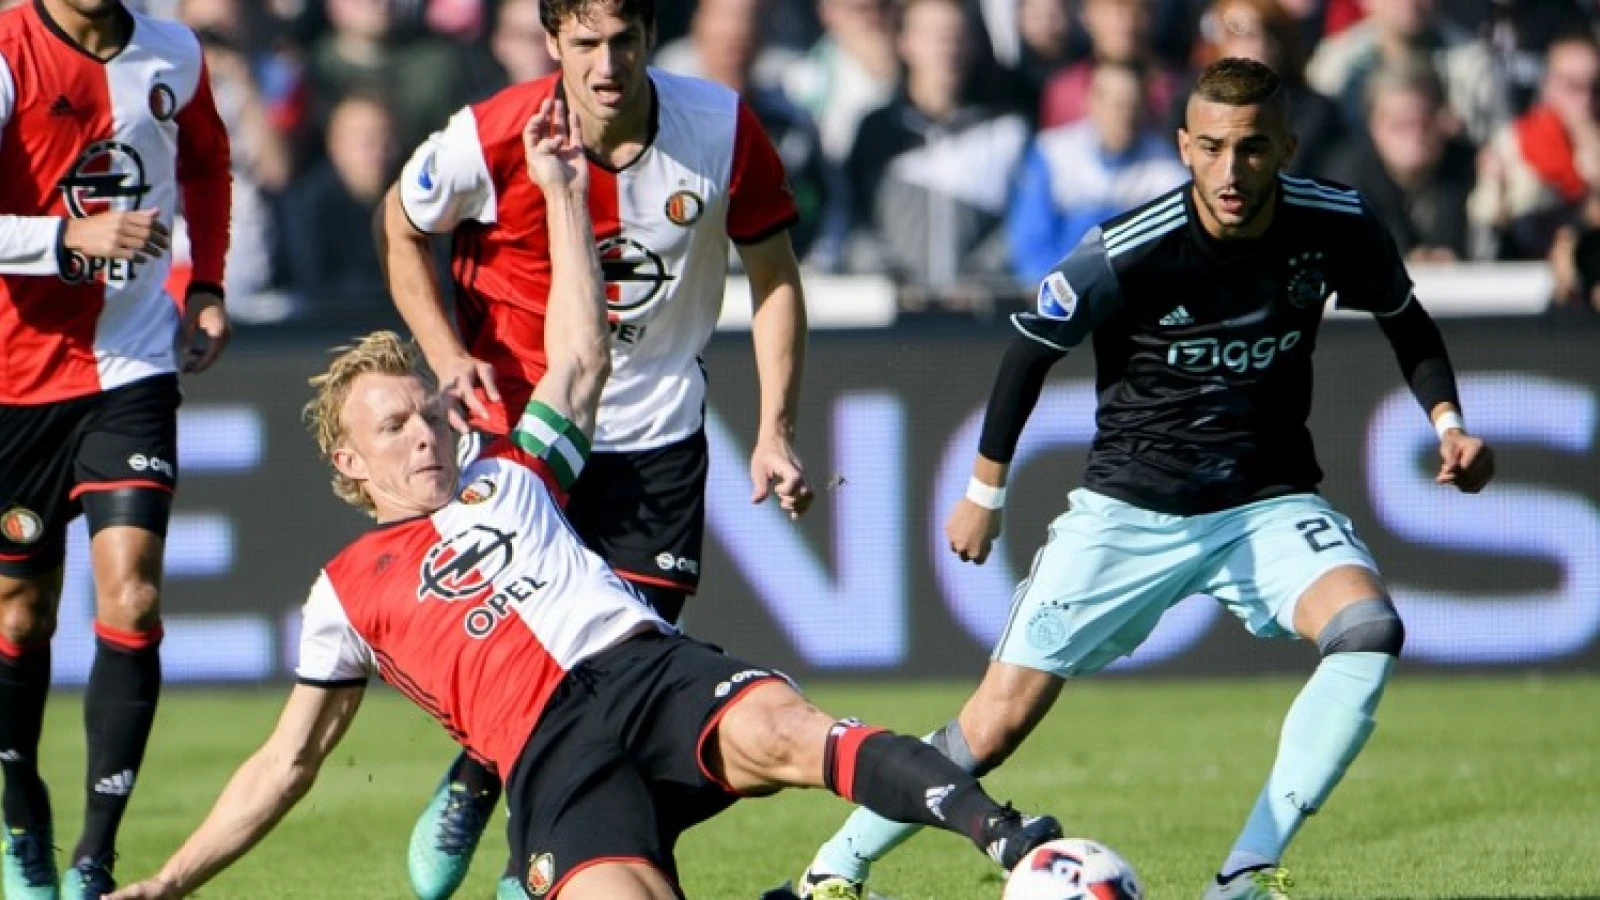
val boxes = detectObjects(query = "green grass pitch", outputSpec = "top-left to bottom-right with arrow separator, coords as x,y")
31,675 -> 1600,898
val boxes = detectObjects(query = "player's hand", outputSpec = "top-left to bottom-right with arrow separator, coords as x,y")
750,434 -> 813,520
522,98 -> 587,195
179,290 -> 230,374
106,875 -> 181,899
63,208 -> 169,262
433,352 -> 500,433
946,498 -> 1002,564
1437,430 -> 1495,493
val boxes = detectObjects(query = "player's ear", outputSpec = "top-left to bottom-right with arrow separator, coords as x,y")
1176,126 -> 1192,167
332,445 -> 368,484
1280,132 -> 1299,171
545,30 -> 561,65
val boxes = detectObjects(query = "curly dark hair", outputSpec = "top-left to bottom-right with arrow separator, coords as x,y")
540,0 -> 655,36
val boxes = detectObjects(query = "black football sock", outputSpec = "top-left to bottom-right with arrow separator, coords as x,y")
74,626 -> 162,864
448,751 -> 502,800
824,722 -> 1002,849
0,639 -> 52,832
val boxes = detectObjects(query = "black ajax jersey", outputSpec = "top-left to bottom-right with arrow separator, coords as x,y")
1014,173 -> 1414,515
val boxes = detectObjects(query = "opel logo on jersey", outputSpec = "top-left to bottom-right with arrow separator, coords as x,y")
418,525 -> 516,604
58,141 -> 151,219
597,236 -> 676,320
664,190 -> 704,227
148,82 -> 177,122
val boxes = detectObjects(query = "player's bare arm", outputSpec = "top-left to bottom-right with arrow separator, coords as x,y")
179,289 -> 229,374
738,231 -> 813,519
378,175 -> 499,431
61,208 -> 169,263
1432,403 -> 1495,492
948,455 -> 1010,565
525,98 -> 610,440
106,684 -> 365,900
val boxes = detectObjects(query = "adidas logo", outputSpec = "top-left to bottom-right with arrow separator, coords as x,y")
1159,305 -> 1194,326
0,750 -> 22,764
924,784 -> 955,822
49,94 -> 75,117
93,769 -> 135,796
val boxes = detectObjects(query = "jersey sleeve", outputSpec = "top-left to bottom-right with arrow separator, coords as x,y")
1010,226 -> 1124,351
477,400 -> 592,504
399,106 -> 497,233
295,572 -> 375,687
726,100 -> 799,245
175,56 -> 232,297
1333,205 -> 1415,317
0,51 -> 67,277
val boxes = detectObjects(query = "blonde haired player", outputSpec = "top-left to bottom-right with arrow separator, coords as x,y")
107,100 -> 1062,900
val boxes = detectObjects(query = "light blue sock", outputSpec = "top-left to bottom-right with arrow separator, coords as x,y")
811,722 -> 981,882
810,806 -> 922,883
1224,652 -> 1394,875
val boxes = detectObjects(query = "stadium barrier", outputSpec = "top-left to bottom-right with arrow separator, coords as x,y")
41,314 -> 1598,684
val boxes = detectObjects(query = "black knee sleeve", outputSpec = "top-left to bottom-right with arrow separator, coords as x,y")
1317,597 -> 1405,657
83,489 -> 172,538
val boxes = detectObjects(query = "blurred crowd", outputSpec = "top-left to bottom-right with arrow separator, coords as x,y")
37,0 -> 1600,320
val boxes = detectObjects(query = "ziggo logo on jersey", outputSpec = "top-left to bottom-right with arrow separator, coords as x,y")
1167,330 -> 1302,374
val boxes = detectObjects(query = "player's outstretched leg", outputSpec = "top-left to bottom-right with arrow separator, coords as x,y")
66,515 -> 170,900
1206,573 -> 1403,900
408,752 -> 502,900
731,671 -> 1063,900
0,572 -> 60,900
784,662 -> 1062,899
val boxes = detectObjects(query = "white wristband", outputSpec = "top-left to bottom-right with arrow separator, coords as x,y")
1434,411 -> 1465,438
966,477 -> 1006,510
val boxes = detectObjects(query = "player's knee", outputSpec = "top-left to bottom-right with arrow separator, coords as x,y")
724,686 -> 826,783
0,580 -> 57,648
1316,597 -> 1405,658
96,577 -> 162,632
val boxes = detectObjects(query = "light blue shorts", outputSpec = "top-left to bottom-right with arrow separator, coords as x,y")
994,488 -> 1381,677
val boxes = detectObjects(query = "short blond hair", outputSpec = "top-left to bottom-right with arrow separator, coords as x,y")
304,331 -> 429,515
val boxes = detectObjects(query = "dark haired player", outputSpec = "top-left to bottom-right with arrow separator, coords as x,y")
780,58 -> 1496,900
376,0 -> 814,891
106,102 -> 1058,900
0,0 -> 230,895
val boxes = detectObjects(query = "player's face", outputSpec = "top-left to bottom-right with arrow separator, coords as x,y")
336,374 -> 458,521
1179,98 -> 1296,238
548,7 -> 654,127
56,0 -> 123,18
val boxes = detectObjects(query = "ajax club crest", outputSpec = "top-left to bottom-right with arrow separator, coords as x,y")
1285,251 -> 1329,309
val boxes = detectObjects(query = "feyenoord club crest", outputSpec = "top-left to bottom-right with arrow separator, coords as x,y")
527,853 -> 555,896
664,189 -> 703,226
148,82 -> 177,121
0,507 -> 43,545
457,475 -> 498,505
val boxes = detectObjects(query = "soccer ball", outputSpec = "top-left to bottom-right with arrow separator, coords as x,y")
1001,838 -> 1145,900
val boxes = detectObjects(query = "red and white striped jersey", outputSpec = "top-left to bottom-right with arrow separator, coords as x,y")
399,70 -> 797,451
0,1 -> 230,405
295,402 -> 667,775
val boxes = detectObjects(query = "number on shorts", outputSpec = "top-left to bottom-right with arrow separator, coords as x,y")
1296,517 -> 1345,553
